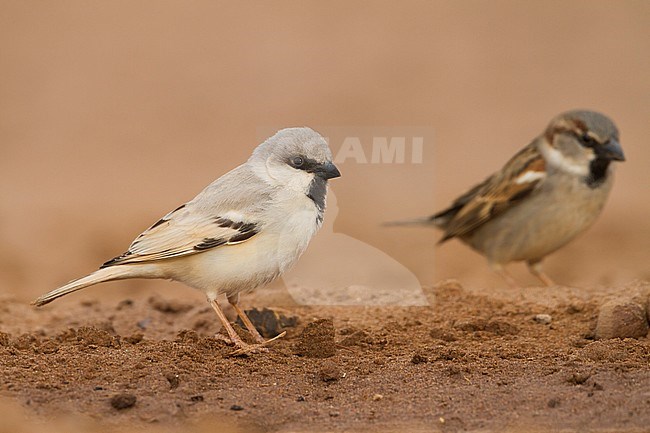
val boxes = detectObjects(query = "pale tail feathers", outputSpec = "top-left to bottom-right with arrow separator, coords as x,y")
32,266 -> 134,307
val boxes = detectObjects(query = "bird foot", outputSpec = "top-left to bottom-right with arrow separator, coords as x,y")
228,331 -> 286,357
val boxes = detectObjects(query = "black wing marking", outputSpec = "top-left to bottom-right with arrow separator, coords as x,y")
101,214 -> 260,268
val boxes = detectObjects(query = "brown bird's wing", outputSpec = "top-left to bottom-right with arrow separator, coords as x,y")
434,143 -> 547,242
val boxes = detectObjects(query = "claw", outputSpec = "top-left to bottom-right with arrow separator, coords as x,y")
228,331 -> 286,357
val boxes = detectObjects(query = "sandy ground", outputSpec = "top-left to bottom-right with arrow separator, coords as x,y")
1,1 -> 649,432
1,281 -> 649,433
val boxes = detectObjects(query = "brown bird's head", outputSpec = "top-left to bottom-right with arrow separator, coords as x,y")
541,110 -> 625,187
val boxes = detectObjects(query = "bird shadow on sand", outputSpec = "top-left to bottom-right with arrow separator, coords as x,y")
282,192 -> 429,306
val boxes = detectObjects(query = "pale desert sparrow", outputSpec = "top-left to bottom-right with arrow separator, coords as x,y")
33,128 -> 341,354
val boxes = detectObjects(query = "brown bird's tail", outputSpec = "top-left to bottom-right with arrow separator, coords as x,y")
32,266 -> 134,307
382,215 -> 440,228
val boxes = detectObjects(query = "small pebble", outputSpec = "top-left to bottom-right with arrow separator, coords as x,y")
411,353 -> 428,364
533,314 -> 552,325
595,299 -> 649,339
110,393 -> 136,410
547,397 -> 561,408
429,327 -> 457,342
124,333 -> 144,344
165,373 -> 180,389
318,360 -> 341,382
235,307 -> 298,338
372,393 -> 383,401
116,299 -> 133,310
567,372 -> 591,385
230,404 -> 244,411
148,296 -> 193,314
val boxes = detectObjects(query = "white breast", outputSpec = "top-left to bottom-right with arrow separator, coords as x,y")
167,191 -> 323,300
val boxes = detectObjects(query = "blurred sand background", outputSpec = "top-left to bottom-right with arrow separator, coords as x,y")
1,0 -> 649,306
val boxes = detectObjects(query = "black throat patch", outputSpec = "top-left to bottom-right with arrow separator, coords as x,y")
586,158 -> 611,188
307,176 -> 327,222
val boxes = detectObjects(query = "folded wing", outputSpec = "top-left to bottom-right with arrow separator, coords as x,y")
435,143 -> 547,242
101,204 -> 259,267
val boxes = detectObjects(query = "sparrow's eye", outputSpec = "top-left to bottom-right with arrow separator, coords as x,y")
580,133 -> 598,148
291,156 -> 304,168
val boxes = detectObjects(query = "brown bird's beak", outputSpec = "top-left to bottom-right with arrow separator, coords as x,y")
600,139 -> 625,162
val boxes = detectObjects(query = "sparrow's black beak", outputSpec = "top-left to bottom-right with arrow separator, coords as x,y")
317,161 -> 341,180
599,139 -> 625,162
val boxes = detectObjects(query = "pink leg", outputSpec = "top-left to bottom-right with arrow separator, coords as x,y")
527,260 -> 555,287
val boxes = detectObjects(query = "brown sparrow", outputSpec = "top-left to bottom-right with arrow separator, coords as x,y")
389,110 -> 625,287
